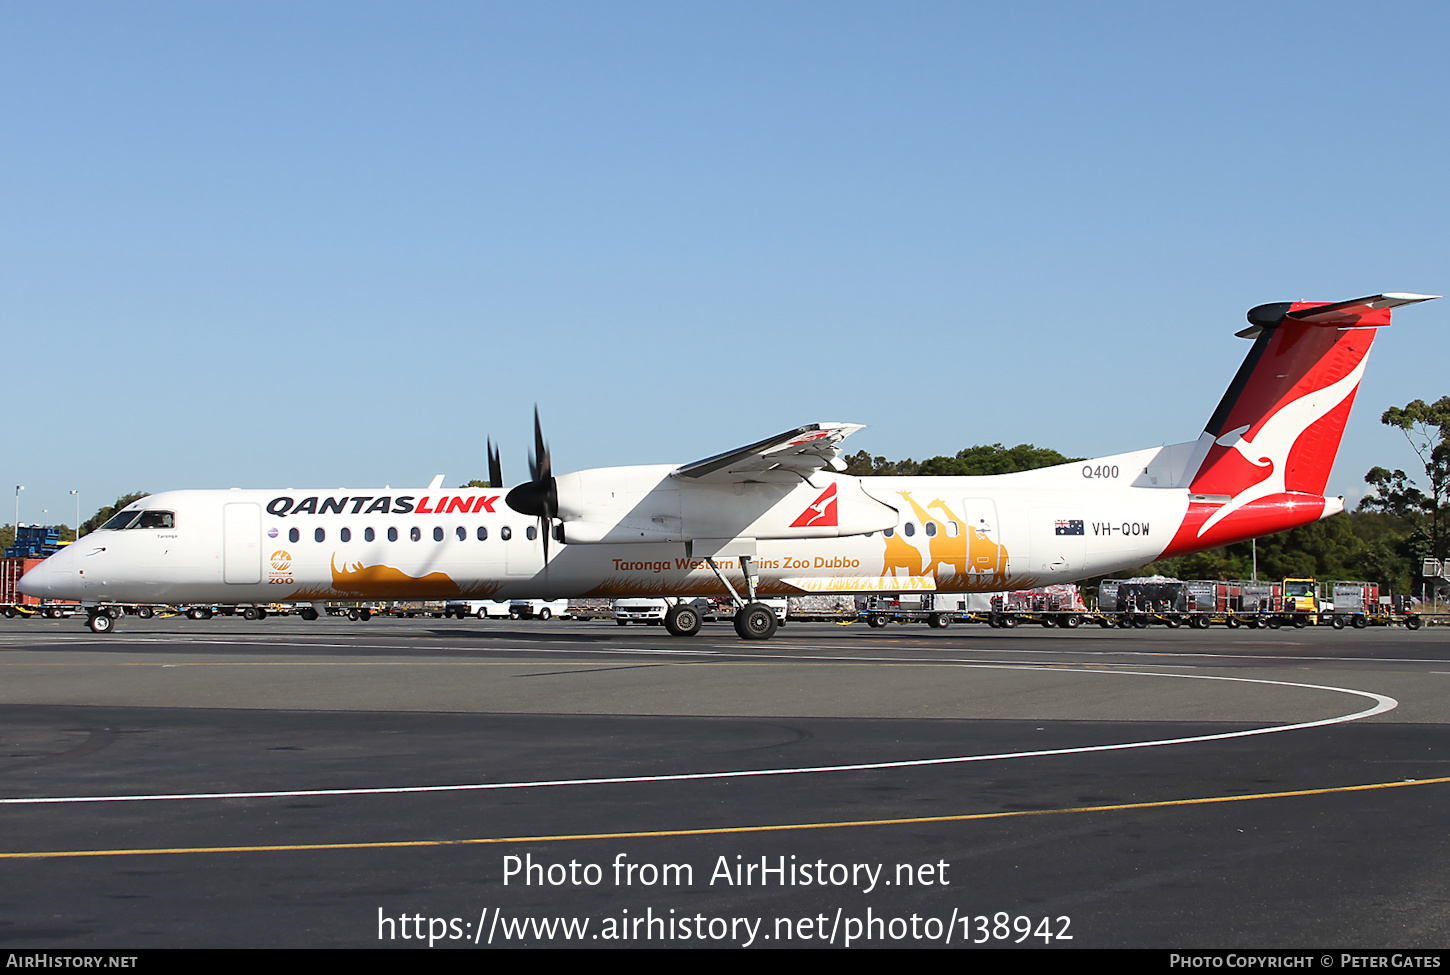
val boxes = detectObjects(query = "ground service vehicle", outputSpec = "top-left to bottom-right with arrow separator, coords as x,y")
509,598 -> 569,619
614,598 -> 669,625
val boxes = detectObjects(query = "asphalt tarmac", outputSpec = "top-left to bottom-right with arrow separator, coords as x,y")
2,613 -> 1449,949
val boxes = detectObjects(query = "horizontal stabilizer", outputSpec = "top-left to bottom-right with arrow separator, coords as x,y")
1237,293 -> 1439,338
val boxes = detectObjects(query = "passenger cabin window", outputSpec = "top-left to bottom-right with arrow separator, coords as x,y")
501,526 -> 512,541
476,526 -> 488,541
340,527 -> 351,543
288,528 -> 300,543
925,522 -> 937,537
315,528 -> 325,543
433,527 -> 444,542
904,522 -> 916,537
364,527 -> 375,542
455,527 -> 466,541
526,525 -> 537,541
410,527 -> 421,542
387,527 -> 398,542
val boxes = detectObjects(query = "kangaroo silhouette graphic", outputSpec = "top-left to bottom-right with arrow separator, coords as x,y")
1197,353 -> 1369,537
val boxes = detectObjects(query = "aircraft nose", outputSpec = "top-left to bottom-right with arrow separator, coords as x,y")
18,556 -> 75,600
18,561 -> 53,597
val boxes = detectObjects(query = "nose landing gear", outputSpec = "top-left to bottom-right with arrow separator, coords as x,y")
85,608 -> 116,634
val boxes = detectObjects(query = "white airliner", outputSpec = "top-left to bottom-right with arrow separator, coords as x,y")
20,293 -> 1437,638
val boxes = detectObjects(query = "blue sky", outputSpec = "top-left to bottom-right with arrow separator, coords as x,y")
3,1 -> 1446,526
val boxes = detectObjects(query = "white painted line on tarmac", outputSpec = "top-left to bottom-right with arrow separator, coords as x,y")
8,632 -> 1449,668
0,667 -> 1397,806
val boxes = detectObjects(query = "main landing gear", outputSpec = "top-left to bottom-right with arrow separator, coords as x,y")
664,603 -> 703,637
689,553 -> 779,641
732,602 -> 778,640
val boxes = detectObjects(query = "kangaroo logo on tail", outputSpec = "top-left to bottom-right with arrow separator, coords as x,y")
1197,354 -> 1369,536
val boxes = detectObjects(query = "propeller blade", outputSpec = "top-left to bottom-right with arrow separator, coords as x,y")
487,439 -> 503,490
529,406 -> 552,485
506,406 -> 558,519
504,406 -> 560,592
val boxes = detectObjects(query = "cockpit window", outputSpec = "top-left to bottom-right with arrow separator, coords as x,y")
99,510 -> 142,531
135,510 -> 176,529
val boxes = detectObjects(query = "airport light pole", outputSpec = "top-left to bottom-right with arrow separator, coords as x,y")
71,490 -> 79,540
13,485 -> 21,538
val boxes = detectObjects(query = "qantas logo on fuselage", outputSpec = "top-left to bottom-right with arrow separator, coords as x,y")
789,483 -> 838,528
265,495 -> 501,518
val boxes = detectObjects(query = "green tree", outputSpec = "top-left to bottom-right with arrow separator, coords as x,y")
1377,396 -> 1450,560
1360,467 -> 1429,519
919,443 -> 1084,476
842,451 -> 920,476
844,443 -> 1082,477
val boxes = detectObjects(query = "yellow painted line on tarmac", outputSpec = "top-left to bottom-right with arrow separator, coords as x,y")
6,774 -> 1448,860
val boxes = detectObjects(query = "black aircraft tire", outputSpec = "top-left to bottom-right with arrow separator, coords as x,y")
88,612 -> 113,634
664,604 -> 702,637
733,603 -> 778,641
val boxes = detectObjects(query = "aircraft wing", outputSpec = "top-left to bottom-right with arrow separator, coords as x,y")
672,423 -> 866,482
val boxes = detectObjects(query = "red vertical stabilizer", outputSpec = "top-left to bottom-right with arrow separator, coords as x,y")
1161,293 -> 1436,558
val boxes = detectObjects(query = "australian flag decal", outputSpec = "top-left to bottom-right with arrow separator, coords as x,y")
1055,519 -> 1084,536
